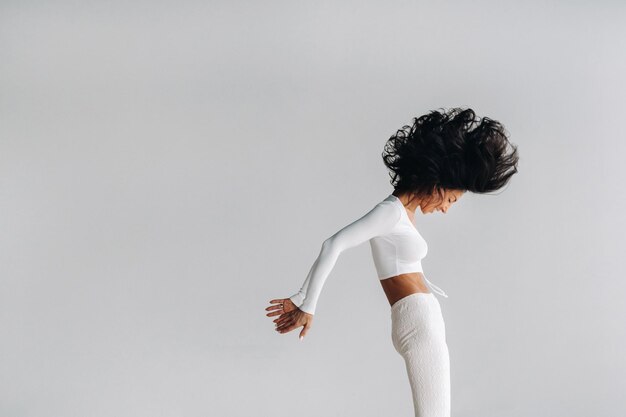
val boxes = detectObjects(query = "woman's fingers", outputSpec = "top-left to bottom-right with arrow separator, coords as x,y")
274,312 -> 293,324
265,299 -> 287,317
276,322 -> 295,333
267,303 -> 311,336
276,316 -> 297,332
299,321 -> 311,339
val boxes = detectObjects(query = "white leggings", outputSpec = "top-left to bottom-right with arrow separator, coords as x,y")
391,292 -> 451,417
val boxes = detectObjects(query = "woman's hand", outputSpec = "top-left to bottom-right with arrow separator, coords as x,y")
266,298 -> 297,315
266,298 -> 313,340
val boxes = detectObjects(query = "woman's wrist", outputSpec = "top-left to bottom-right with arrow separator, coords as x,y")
289,293 -> 305,307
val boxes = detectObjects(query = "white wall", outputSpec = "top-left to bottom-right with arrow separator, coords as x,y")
1,1 -> 625,416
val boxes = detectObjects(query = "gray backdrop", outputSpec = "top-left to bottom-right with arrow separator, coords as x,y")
2,1 -> 625,416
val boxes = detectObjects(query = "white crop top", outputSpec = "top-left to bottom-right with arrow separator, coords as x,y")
289,194 -> 448,315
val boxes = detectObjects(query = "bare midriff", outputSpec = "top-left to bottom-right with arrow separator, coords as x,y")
380,272 -> 431,307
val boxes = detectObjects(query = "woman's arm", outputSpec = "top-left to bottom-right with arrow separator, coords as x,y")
289,199 -> 402,315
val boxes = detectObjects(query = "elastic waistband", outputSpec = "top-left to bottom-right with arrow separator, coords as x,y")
391,292 -> 436,313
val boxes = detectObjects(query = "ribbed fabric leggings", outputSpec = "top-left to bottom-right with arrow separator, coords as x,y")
391,292 -> 451,417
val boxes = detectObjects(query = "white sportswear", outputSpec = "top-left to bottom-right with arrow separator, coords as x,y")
289,194 -> 449,315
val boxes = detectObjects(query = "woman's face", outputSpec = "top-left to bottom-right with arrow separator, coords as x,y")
420,188 -> 465,214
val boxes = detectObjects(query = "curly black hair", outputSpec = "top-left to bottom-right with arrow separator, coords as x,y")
382,107 -> 519,206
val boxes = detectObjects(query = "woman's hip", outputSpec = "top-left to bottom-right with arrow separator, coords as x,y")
390,292 -> 447,355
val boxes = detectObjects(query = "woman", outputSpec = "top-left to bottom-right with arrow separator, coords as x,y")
265,107 -> 519,417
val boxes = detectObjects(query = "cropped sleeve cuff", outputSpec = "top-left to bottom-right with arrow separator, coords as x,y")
297,302 -> 315,315
289,293 -> 305,307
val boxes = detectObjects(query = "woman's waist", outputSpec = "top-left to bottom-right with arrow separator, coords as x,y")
380,272 -> 431,306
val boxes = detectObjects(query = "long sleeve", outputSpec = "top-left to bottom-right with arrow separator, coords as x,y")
289,199 -> 402,315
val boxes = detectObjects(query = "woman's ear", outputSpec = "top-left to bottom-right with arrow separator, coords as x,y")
433,186 -> 446,206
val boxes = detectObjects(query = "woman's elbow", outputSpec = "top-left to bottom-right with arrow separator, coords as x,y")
322,235 -> 346,255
